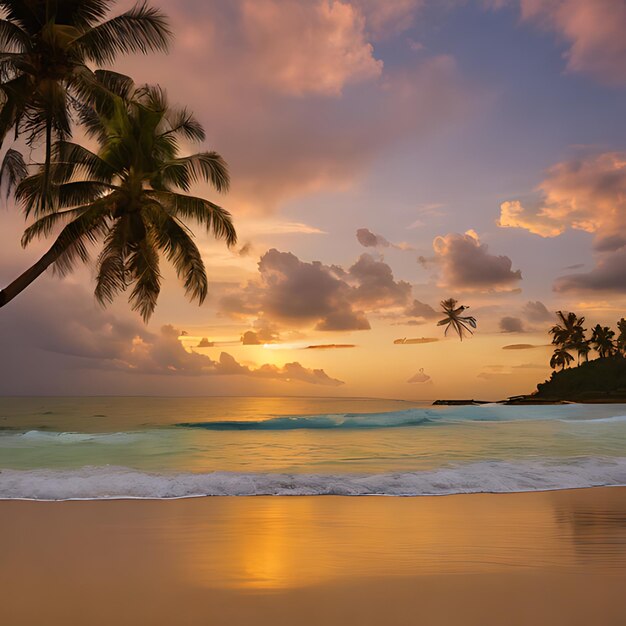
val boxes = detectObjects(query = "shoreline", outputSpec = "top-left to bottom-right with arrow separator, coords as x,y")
1,482 -> 626,502
2,487 -> 625,625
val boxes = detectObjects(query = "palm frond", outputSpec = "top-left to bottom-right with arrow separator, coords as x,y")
160,152 -> 230,192
95,216 -> 131,305
0,19 -> 29,52
161,107 -> 205,142
44,201 -> 113,276
21,206 -> 95,246
0,147 -> 27,198
72,2 -> 172,65
147,190 -> 236,246
144,204 -> 208,304
127,232 -> 161,322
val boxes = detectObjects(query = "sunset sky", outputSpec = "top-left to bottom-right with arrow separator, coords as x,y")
2,0 -> 626,399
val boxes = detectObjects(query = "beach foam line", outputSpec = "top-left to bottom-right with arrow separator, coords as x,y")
1,458 -> 625,500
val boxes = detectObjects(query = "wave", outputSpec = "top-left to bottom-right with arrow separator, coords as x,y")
0,431 -> 141,445
2,458 -> 625,500
176,404 -> 596,430
178,413 -> 434,430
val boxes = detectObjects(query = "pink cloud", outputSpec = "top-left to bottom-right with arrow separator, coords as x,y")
494,0 -> 626,86
499,151 -> 626,293
112,1 -> 468,212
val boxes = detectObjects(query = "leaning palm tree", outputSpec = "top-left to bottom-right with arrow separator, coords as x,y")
0,85 -> 236,321
437,298 -> 477,341
590,324 -> 616,359
550,348 -> 574,371
0,0 -> 171,202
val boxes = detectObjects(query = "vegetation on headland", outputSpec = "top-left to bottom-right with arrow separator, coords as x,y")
0,0 -> 236,319
515,312 -> 626,403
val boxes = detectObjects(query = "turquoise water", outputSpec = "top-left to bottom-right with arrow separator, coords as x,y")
1,397 -> 626,498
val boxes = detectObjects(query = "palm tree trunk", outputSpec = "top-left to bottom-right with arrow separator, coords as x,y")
0,246 -> 60,308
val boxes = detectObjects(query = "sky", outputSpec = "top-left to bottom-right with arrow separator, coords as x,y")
2,0 -> 626,399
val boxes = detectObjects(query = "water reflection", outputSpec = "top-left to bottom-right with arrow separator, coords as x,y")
159,490 -> 626,591
551,488 -> 626,569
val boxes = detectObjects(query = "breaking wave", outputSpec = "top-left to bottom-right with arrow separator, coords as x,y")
1,457 -> 625,500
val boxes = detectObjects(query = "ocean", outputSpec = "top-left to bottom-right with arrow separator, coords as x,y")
1,396 -> 626,499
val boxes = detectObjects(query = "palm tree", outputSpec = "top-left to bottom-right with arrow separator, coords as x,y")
590,324 -> 616,358
0,85 -> 236,321
0,0 -> 171,203
550,348 -> 574,371
617,318 -> 626,356
437,298 -> 477,341
574,338 -> 591,365
549,311 -> 584,347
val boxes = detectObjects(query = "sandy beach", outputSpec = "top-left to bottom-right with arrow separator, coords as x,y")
1,487 -> 625,626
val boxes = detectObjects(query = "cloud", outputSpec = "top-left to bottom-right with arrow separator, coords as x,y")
355,0 -> 425,38
499,152 -> 626,293
241,319 -> 281,345
593,234 -> 626,252
432,231 -> 522,290
0,272 -> 344,388
522,300 -> 553,322
405,299 -> 439,319
554,248 -> 626,292
394,337 -> 439,344
241,0 -> 382,97
305,344 -> 356,349
356,228 -> 390,248
356,228 -> 415,251
212,352 -> 344,386
114,0 -> 468,212
348,253 -> 412,308
221,249 -> 412,331
502,343 -> 542,350
498,153 -> 626,238
517,0 -> 626,86
407,368 -> 432,383
197,338 -> 214,348
499,316 -> 525,333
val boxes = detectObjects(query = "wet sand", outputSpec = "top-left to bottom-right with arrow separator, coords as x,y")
1,488 -> 626,625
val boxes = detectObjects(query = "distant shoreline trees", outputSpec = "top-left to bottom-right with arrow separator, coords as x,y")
549,311 -> 625,370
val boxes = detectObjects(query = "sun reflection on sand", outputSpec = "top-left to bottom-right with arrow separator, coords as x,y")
171,493 -> 578,590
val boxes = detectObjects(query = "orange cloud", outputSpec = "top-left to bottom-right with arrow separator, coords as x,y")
499,152 -> 626,238
241,0 -> 382,96
305,344 -> 356,349
394,337 -> 439,344
499,152 -> 626,293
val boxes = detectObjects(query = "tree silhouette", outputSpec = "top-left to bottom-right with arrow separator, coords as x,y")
590,324 -> 616,358
0,85 -> 235,320
0,0 -> 171,205
437,298 -> 477,341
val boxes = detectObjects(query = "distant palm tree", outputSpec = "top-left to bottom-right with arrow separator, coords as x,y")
617,318 -> 626,356
590,324 -> 615,358
549,311 -> 584,347
437,298 -> 477,341
550,347 -> 574,371
0,85 -> 236,320
0,0 -> 171,202
574,339 -> 591,365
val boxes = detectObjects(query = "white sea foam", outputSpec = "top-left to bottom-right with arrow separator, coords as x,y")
0,431 -> 141,445
1,458 -> 625,500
